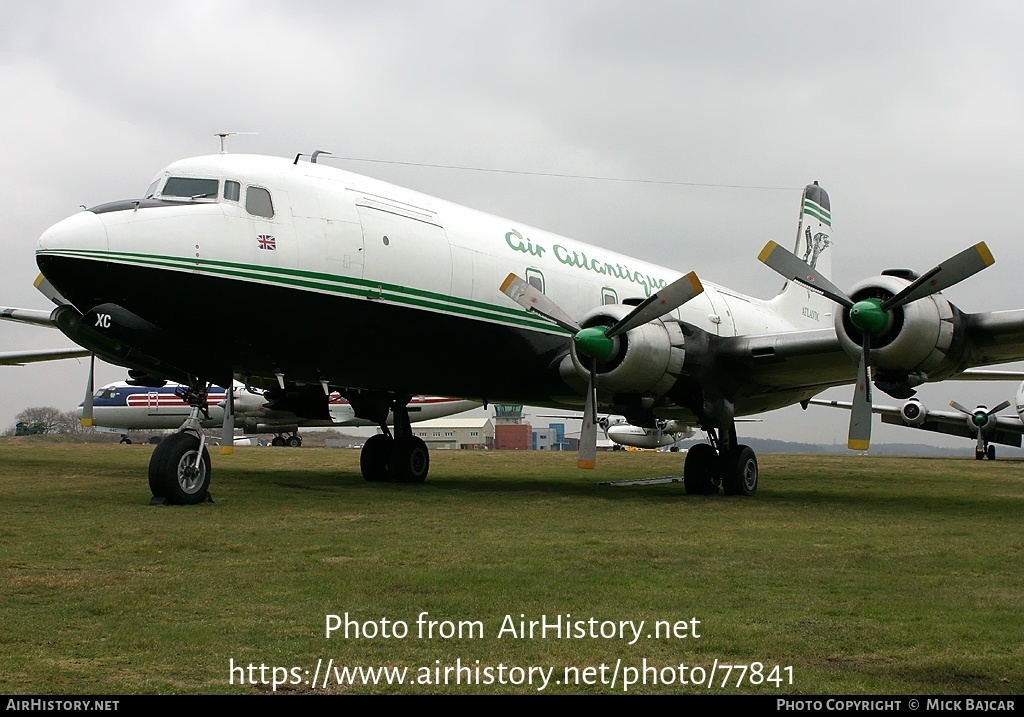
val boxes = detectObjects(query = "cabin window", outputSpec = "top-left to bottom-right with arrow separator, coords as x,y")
162,177 -> 219,199
246,186 -> 275,218
602,288 -> 618,305
525,268 -> 545,294
223,180 -> 241,202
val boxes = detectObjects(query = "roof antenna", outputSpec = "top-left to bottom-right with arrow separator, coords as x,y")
311,150 -> 332,164
214,132 -> 257,154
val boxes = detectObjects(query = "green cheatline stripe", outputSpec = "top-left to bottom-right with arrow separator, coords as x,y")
38,249 -> 568,335
803,200 -> 831,226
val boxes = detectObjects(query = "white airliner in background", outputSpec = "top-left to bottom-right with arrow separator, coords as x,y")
79,381 -> 479,446
7,148 -> 1024,504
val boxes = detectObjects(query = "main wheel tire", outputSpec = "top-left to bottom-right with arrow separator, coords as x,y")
360,434 -> 393,482
147,433 -> 211,504
389,436 -> 430,484
987,444 -> 996,460
271,436 -> 286,447
286,435 -> 302,448
120,437 -> 132,445
721,444 -> 758,496
684,443 -> 718,495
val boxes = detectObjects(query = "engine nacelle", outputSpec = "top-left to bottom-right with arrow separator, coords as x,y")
834,274 -> 955,375
899,398 -> 927,427
561,304 -> 686,397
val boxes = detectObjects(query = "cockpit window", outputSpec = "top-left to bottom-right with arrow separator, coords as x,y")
144,180 -> 160,199
223,180 -> 240,202
94,388 -> 116,400
162,177 -> 219,199
245,186 -> 274,218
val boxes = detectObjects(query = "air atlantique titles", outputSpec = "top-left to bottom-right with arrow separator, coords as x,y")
505,229 -> 668,297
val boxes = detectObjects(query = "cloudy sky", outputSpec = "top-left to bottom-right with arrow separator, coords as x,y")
2,1 -> 1023,449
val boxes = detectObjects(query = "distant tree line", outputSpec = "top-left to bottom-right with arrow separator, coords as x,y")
3,407 -> 85,436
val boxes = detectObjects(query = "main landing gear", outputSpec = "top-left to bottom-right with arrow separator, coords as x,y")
270,432 -> 303,447
148,380 -> 212,505
359,398 -> 430,484
976,444 -> 996,461
683,423 -> 758,497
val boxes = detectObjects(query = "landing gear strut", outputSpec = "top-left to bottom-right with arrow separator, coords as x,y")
148,380 -> 212,504
357,396 -> 430,484
683,422 -> 758,497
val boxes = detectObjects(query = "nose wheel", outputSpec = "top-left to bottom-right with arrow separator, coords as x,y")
147,380 -> 214,504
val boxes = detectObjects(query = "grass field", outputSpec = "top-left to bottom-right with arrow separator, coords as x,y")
1,440 -> 1022,694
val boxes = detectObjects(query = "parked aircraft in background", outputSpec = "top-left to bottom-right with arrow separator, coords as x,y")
79,381 -> 480,445
601,416 -> 696,450
9,148 -> 1024,504
810,370 -> 1024,460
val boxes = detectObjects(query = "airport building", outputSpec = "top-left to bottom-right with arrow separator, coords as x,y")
411,418 -> 494,450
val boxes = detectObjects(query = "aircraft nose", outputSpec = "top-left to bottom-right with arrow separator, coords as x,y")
37,210 -> 108,254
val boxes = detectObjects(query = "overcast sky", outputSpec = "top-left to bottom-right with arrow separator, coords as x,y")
2,1 -> 1024,450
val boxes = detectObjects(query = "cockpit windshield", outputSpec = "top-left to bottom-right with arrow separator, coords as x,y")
161,177 -> 219,199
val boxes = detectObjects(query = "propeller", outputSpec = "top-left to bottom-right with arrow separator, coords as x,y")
501,271 -> 704,468
760,240 -> 994,450
950,400 -> 1011,454
80,353 -> 95,427
219,383 -> 235,455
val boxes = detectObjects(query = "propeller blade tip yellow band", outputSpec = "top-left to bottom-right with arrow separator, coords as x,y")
686,271 -> 703,294
219,446 -> 234,455
975,242 -> 995,267
757,242 -> 779,263
577,460 -> 596,469
848,439 -> 869,450
80,418 -> 93,427
499,273 -> 517,293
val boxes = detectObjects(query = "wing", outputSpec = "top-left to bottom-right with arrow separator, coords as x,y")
0,348 -> 91,366
715,329 -> 855,412
0,306 -> 58,327
809,398 -> 1024,448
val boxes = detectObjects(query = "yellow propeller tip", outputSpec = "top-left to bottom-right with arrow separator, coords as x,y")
757,241 -> 779,263
975,242 -> 995,267
80,419 -> 93,427
219,446 -> 234,455
577,460 -> 596,469
499,273 -> 517,293
848,439 -> 869,451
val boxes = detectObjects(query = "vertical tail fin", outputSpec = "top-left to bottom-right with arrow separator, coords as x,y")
769,182 -> 834,328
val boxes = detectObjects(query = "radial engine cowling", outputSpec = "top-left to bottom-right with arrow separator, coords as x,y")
899,399 -> 927,427
563,304 -> 686,397
835,275 -> 956,375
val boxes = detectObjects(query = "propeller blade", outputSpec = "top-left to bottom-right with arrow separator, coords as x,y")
220,383 -> 235,455
605,271 -> 704,339
578,360 -> 598,469
80,353 -> 95,427
880,242 -> 994,312
987,400 -> 1011,416
949,400 -> 972,415
758,241 -> 854,308
848,338 -> 872,450
500,274 -> 580,333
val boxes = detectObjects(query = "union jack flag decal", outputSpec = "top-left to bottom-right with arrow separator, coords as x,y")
257,234 -> 276,251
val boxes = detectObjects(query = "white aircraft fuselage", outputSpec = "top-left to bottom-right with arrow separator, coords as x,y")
35,154 -> 842,422
78,381 -> 479,434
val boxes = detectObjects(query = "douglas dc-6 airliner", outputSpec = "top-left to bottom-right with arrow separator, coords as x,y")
10,149 -> 1024,504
